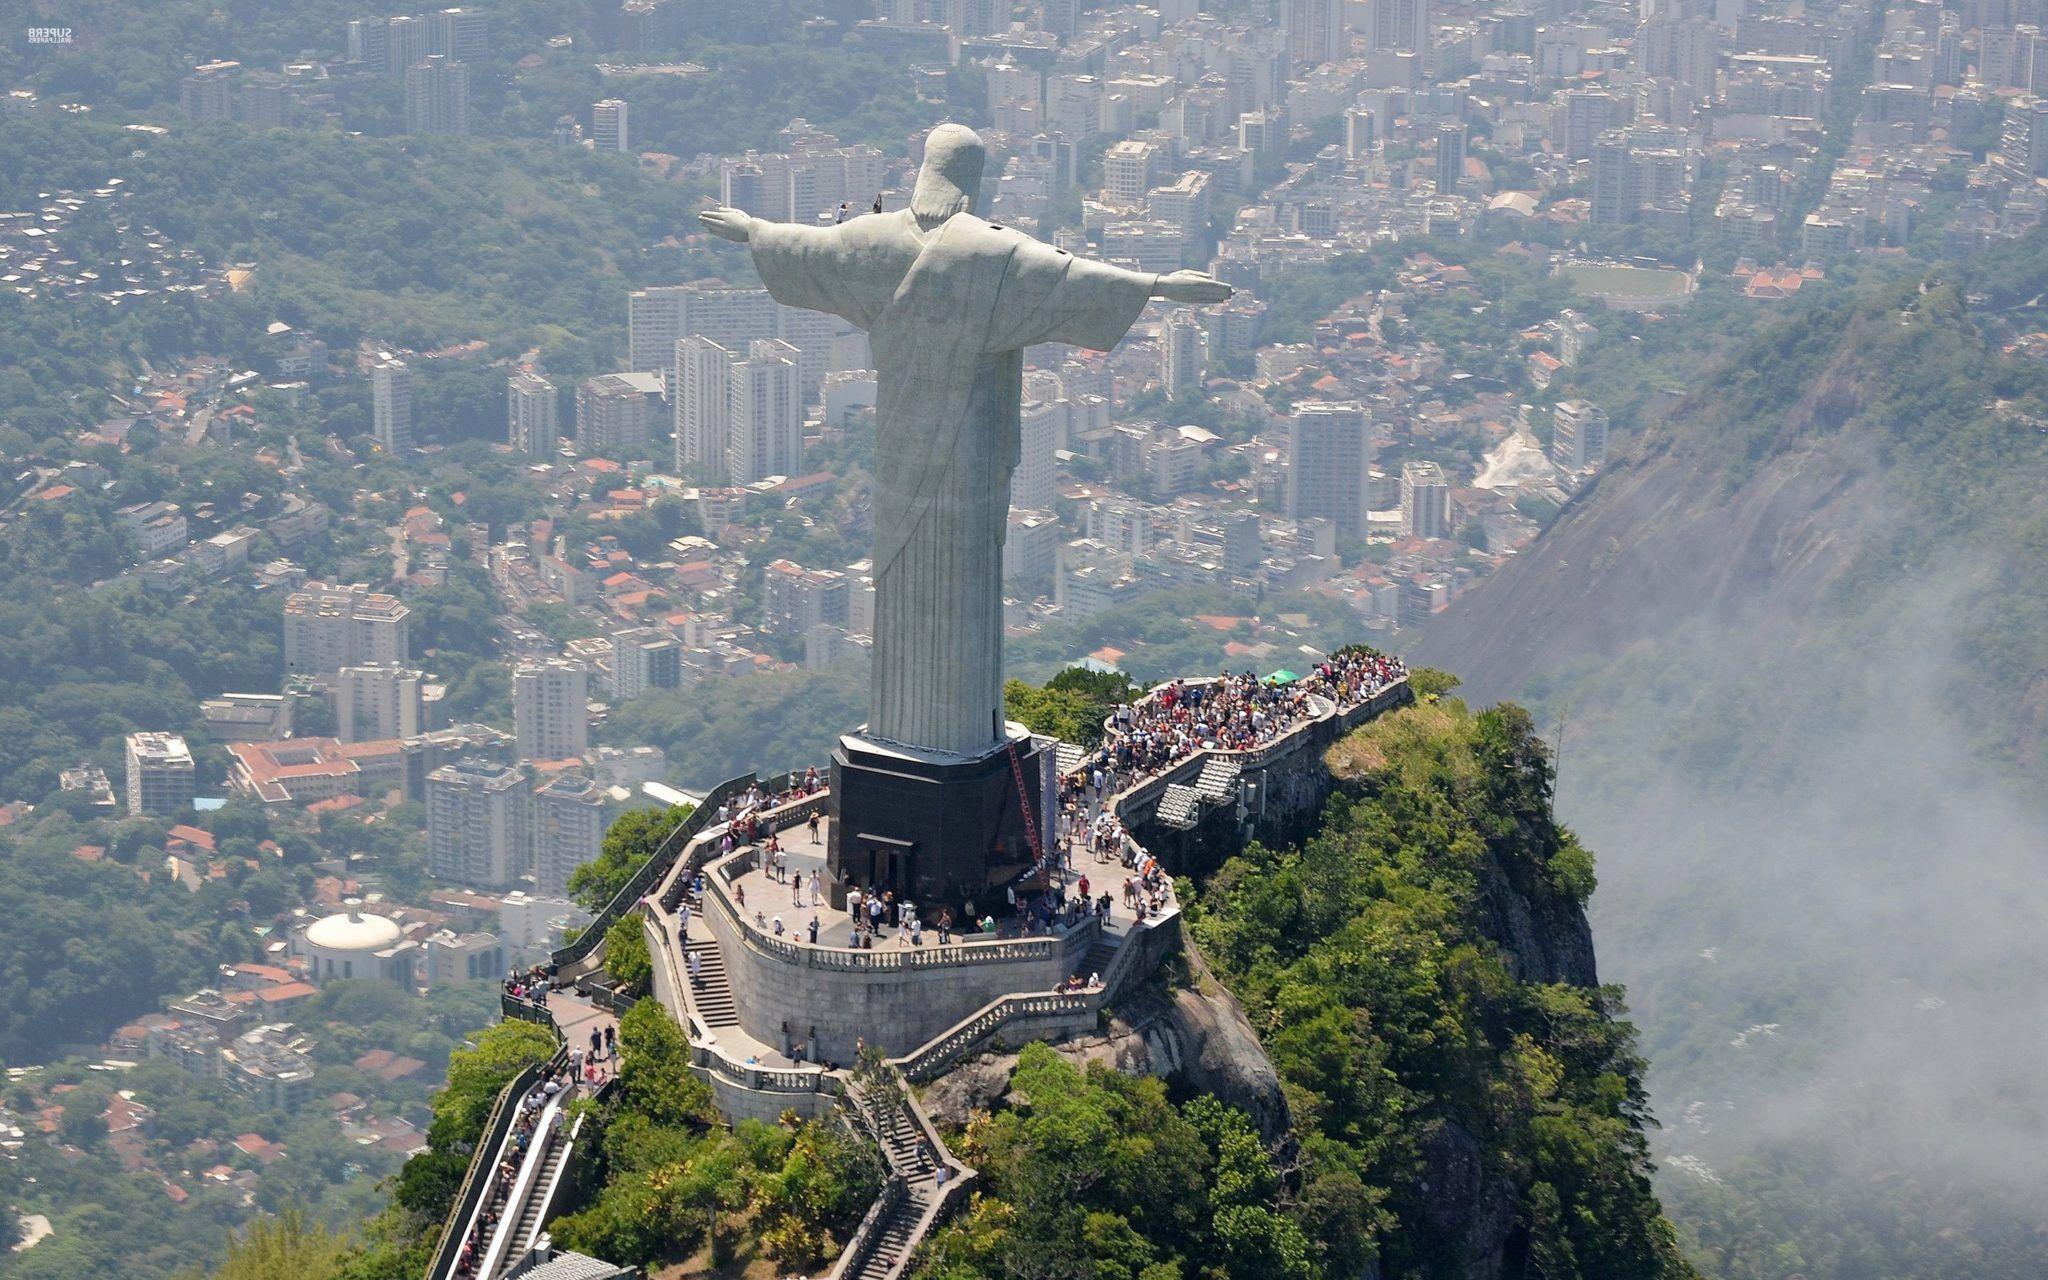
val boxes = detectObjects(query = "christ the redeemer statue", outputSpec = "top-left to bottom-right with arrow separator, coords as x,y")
701,123 -> 1230,759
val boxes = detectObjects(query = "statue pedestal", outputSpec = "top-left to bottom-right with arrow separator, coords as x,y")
827,724 -> 1047,917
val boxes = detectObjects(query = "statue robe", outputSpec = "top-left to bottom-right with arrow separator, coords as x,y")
749,209 -> 1153,756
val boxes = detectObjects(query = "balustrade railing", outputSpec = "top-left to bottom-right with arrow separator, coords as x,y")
824,1174 -> 908,1280
701,849 -> 1083,972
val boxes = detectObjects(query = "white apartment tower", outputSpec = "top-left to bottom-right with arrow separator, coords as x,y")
125,732 -> 195,816
403,54 -> 469,135
531,773 -> 606,898
1400,459 -> 1451,539
1285,0 -> 1343,64
1160,312 -> 1209,396
371,358 -> 412,453
336,664 -> 426,743
512,657 -> 590,763
592,98 -> 629,153
507,372 -> 560,455
726,339 -> 803,484
426,759 -> 526,888
284,583 -> 411,677
1551,400 -> 1610,471
627,282 -> 777,374
674,336 -> 735,479
1010,396 -> 1061,514
1286,401 -> 1374,540
1371,0 -> 1431,54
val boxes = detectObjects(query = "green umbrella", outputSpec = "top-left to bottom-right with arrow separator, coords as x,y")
1266,669 -> 1298,684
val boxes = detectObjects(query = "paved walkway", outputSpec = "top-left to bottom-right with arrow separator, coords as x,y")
717,814 -> 1159,952
533,988 -> 620,1075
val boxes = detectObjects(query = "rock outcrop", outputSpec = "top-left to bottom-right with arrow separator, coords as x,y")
919,947 -> 1291,1146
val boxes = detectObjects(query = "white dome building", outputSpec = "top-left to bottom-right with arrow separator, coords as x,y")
301,900 -> 417,986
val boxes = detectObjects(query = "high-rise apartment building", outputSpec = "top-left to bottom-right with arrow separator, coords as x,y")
428,6 -> 489,60
1160,312 -> 1209,396
1550,400 -> 1610,471
284,583 -> 411,677
1371,0 -> 1430,54
1345,106 -> 1378,158
181,61 -> 239,121
1103,140 -> 1160,207
1010,396 -> 1062,513
512,658 -> 590,763
427,758 -> 526,887
574,373 -> 660,454
1286,401 -> 1374,540
507,371 -> 560,455
1435,121 -> 1468,193
336,664 -> 426,743
404,55 -> 469,135
762,560 -> 851,636
592,98 -> 629,152
718,142 -> 888,224
347,18 -> 390,70
1590,129 -> 1693,225
531,773 -> 606,898
726,340 -> 802,484
674,336 -> 735,479
385,14 -> 430,73
1284,0 -> 1343,65
627,281 -> 778,374
1400,459 -> 1451,539
609,626 -> 682,698
1145,170 -> 1213,241
125,732 -> 195,816
371,358 -> 411,453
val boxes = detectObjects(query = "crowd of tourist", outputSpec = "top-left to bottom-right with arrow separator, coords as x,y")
502,964 -> 553,1003
1086,648 -> 1410,784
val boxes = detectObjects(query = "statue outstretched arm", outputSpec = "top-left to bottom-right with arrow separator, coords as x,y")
699,207 -> 754,243
1150,269 -> 1232,305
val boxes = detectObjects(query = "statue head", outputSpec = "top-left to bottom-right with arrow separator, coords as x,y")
910,123 -> 986,224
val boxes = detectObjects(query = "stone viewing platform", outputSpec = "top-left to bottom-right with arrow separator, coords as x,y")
638,784 -> 1180,1121
435,649 -> 1411,1280
595,650 -> 1408,1123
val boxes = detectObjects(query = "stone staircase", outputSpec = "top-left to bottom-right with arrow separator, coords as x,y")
673,883 -> 740,1031
1082,937 -> 1118,979
835,1081 -> 952,1280
854,1182 -> 929,1280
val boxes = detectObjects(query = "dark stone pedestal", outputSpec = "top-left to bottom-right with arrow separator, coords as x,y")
828,730 -> 1045,917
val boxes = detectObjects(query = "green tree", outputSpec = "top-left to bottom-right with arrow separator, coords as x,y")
615,998 -> 713,1129
207,1208 -> 352,1280
605,914 -> 653,992
566,805 -> 690,914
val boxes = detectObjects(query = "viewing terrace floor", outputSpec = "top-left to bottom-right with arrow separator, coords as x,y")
702,811 -> 1169,957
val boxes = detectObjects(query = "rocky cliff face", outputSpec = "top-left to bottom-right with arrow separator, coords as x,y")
1410,274 -> 2048,1278
921,966 -> 1293,1147
1417,423 -> 1877,710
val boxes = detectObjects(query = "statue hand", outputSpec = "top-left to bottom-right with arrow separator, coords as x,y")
699,207 -> 754,244
1152,270 -> 1232,305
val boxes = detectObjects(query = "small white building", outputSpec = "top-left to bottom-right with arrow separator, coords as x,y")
299,901 -> 417,986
